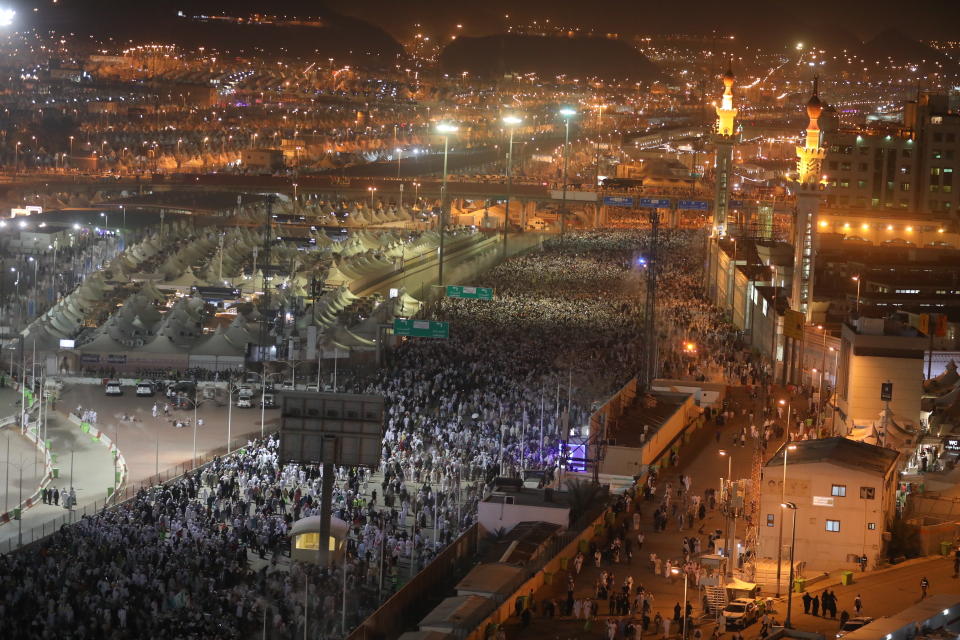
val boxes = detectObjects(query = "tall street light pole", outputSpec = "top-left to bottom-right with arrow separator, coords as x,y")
436,122 -> 458,286
559,108 -> 576,238
852,275 -> 861,314
782,501 -> 799,628
502,115 -> 522,259
775,443 -> 797,597
670,567 -> 689,639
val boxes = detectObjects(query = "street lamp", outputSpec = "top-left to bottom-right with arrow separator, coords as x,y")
779,398 -> 793,440
100,211 -> 109,232
775,443 -> 797,597
502,115 -> 522,257
851,275 -> 861,314
179,395 -> 200,465
368,186 -> 377,207
558,107 -> 576,237
68,135 -> 74,156
830,346 -> 840,435
782,501 -> 799,628
396,147 -> 403,178
670,566 -> 689,639
435,122 -> 459,286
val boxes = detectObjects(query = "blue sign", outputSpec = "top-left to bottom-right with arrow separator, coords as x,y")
730,199 -> 744,208
638,198 -> 671,209
603,196 -> 634,207
678,200 -> 709,211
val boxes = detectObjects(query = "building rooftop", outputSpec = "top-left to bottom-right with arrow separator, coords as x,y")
478,520 -> 563,566
765,437 -> 899,475
418,595 -> 495,633
609,390 -> 690,448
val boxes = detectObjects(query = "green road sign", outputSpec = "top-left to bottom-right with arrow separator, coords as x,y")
393,318 -> 450,339
446,285 -> 494,300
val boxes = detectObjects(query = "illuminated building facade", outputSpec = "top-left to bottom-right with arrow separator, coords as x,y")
822,94 -> 960,214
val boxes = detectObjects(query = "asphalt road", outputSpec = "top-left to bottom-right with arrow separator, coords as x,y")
60,383 -> 273,485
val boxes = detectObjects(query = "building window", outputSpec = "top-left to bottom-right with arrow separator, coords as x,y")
867,522 -> 876,530
900,166 -> 910,174
860,146 -> 870,155
859,163 -> 869,172
831,484 -> 847,497
860,487 -> 876,499
841,162 -> 852,171
840,180 -> 850,188
901,183 -> 911,191
933,150 -> 943,160
857,180 -> 867,188
931,167 -> 942,176
829,161 -> 839,170
826,520 -> 841,532
767,514 -> 775,527
934,133 -> 943,143
948,133 -> 956,143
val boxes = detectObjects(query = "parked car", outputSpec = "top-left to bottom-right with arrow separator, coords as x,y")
105,380 -> 123,396
723,598 -> 758,629
136,381 -> 155,397
837,617 -> 874,638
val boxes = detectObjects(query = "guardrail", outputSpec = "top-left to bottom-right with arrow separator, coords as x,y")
0,382 -> 51,529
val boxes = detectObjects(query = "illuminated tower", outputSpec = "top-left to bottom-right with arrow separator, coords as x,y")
712,67 -> 738,237
790,78 -> 826,321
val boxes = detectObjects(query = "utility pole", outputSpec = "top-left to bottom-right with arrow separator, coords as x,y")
642,210 -> 660,388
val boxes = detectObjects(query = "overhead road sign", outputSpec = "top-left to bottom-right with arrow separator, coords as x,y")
393,319 -> 449,339
638,198 -> 671,209
603,196 -> 634,207
678,200 -> 709,211
446,285 -> 494,300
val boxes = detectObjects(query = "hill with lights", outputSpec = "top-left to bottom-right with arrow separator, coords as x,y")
439,34 -> 662,81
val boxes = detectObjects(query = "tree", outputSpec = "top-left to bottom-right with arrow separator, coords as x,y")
886,515 -> 922,561
565,478 -> 606,524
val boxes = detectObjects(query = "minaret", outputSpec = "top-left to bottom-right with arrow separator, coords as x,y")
790,78 -> 826,321
712,67 -> 738,237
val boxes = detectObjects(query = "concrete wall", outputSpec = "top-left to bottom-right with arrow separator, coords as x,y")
599,392 -> 701,476
758,460 -> 895,573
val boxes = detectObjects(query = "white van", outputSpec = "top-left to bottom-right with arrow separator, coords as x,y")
136,381 -> 155,397
105,380 -> 123,396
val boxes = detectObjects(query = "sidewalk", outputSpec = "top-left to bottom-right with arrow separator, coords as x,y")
0,411 -> 116,553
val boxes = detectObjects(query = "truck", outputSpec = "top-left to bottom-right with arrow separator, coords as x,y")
236,386 -> 254,408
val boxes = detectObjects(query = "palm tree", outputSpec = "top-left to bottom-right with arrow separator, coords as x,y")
565,478 -> 606,524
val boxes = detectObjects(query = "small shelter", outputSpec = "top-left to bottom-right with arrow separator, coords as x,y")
289,515 -> 348,565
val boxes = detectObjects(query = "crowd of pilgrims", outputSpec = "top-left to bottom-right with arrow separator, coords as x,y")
0,229 -> 762,639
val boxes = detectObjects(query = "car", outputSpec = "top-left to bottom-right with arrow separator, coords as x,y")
105,380 -> 123,396
305,383 -> 320,392
262,393 -> 277,409
836,617 -> 874,638
136,381 -> 155,397
279,380 -> 295,391
723,599 -> 758,629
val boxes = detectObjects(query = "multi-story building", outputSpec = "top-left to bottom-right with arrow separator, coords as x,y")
759,438 -> 900,574
822,94 -> 960,215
